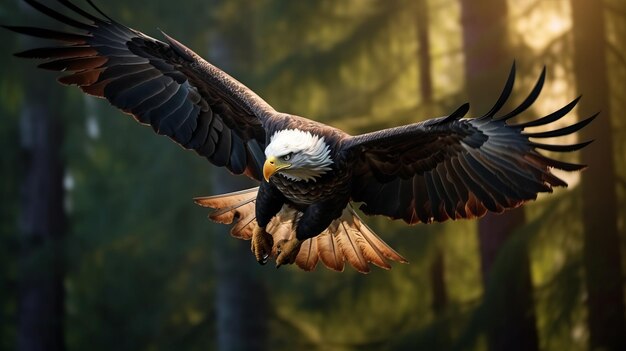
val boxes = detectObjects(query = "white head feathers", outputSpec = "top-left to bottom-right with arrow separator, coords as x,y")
264,129 -> 334,182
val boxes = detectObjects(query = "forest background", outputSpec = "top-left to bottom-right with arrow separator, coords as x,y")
0,0 -> 625,350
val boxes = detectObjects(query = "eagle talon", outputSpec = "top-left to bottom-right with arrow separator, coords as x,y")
251,226 -> 273,265
275,238 -> 302,268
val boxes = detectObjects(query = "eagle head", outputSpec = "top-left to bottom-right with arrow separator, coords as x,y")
263,129 -> 333,182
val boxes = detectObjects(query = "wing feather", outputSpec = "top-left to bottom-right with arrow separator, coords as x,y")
295,238 -> 319,272
347,65 -> 593,224
337,221 -> 369,273
8,0 -> 279,181
316,229 -> 344,272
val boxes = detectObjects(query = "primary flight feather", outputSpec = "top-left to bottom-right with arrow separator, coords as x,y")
6,0 -> 595,273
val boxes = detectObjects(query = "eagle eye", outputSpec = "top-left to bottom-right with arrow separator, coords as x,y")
282,153 -> 292,161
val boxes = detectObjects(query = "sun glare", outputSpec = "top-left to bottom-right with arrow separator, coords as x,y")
509,1 -> 580,191
514,0 -> 572,51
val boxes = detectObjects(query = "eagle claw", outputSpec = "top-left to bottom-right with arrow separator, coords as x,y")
251,226 -> 273,265
275,238 -> 302,268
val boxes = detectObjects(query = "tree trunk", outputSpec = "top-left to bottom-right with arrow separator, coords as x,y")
459,1 -> 539,350
213,170 -> 268,351
476,210 -> 538,351
571,1 -> 626,350
16,34 -> 66,351
208,5 -> 269,350
416,0 -> 448,332
416,0 -> 434,111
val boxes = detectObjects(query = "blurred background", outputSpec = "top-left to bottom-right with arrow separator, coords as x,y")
1,0 -> 625,350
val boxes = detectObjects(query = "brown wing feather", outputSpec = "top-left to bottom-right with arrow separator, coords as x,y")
194,187 -> 258,240
316,230 -> 345,272
230,212 -> 256,240
295,238 -> 319,272
337,221 -> 370,273
349,207 -> 406,267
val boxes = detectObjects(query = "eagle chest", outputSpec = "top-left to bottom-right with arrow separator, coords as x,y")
271,170 -> 351,206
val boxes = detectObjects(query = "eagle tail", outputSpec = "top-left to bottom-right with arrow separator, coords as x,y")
194,188 -> 408,273
194,187 -> 259,240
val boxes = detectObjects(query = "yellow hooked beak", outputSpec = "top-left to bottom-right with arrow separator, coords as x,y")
263,156 -> 291,182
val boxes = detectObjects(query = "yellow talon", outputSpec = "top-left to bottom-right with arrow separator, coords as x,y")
251,226 -> 273,264
275,238 -> 302,268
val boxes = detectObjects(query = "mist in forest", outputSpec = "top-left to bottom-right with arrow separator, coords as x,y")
1,0 -> 625,350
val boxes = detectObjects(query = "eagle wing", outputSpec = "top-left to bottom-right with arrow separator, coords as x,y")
344,64 -> 595,224
6,0 -> 276,181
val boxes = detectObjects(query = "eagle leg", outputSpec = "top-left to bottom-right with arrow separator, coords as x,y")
251,226 -> 274,265
275,238 -> 302,268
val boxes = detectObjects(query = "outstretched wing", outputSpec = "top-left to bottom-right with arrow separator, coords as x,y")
6,0 -> 277,180
344,64 -> 595,224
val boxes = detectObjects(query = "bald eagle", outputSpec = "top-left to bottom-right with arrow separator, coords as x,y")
7,0 -> 595,273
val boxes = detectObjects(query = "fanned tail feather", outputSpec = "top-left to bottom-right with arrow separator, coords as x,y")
194,187 -> 258,239
194,187 -> 408,273
316,222 -> 345,272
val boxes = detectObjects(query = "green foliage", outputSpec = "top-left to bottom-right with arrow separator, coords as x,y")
64,97 -> 214,350
59,2 -> 216,348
